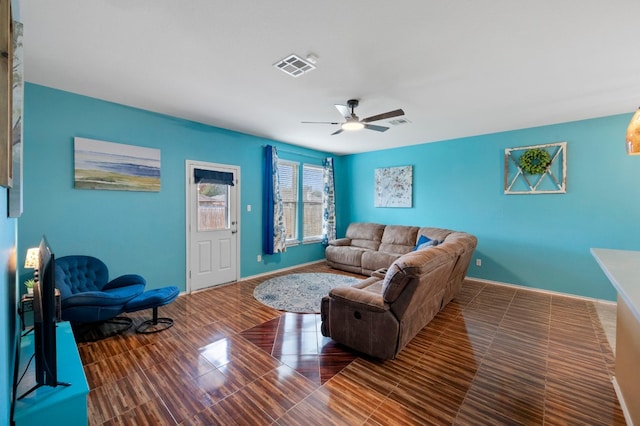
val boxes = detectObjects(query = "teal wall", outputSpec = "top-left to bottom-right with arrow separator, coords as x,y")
18,84 -> 335,291
4,3 -> 20,424
9,77 -> 639,422
342,113 -> 639,300
1,188 -> 17,426
19,83 -> 637,302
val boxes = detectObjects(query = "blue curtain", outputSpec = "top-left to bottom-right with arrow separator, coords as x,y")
322,157 -> 336,245
263,145 -> 287,254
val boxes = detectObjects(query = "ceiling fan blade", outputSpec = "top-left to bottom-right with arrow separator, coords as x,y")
364,124 -> 389,132
334,104 -> 350,119
331,129 -> 344,135
362,108 -> 405,123
301,121 -> 340,125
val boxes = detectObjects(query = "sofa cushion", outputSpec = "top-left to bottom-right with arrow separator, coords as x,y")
380,264 -> 410,303
326,245 -> 367,267
351,276 -> 384,294
346,223 -> 385,250
378,225 -> 419,254
361,251 -> 402,274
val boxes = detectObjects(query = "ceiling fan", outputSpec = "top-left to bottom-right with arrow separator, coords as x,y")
302,99 -> 405,135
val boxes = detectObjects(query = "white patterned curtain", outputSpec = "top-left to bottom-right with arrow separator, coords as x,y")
322,157 -> 336,245
263,145 -> 287,254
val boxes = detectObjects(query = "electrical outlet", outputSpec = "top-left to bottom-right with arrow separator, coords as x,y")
257,254 -> 262,262
476,259 -> 482,267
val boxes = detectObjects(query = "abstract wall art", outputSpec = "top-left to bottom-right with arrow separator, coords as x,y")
374,165 -> 413,208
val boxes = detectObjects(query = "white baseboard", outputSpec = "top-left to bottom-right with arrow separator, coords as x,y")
241,259 -> 325,282
244,267 -> 616,305
465,276 -> 617,305
612,377 -> 634,426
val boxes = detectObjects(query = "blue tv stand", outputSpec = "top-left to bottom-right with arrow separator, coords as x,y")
13,321 -> 89,426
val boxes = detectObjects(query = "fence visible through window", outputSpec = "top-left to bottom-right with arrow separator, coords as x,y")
198,183 -> 229,231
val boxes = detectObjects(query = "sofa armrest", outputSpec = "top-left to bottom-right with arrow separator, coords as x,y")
329,238 -> 352,246
328,287 -> 388,312
371,268 -> 388,279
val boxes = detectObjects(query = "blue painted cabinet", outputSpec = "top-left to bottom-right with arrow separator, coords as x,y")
13,321 -> 89,426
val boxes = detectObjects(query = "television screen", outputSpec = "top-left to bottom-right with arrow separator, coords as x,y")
18,236 -> 62,399
34,236 -> 58,387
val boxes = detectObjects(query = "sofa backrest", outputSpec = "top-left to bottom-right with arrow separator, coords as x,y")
345,222 -> 385,250
439,232 -> 478,305
381,245 -> 455,304
381,231 -> 476,306
416,227 -> 453,244
379,225 -> 419,254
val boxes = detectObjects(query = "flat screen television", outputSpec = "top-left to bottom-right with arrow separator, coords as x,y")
19,236 -> 67,399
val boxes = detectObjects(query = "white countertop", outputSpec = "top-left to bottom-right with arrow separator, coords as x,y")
591,248 -> 640,323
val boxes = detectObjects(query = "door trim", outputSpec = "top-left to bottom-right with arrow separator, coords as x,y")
185,160 -> 241,293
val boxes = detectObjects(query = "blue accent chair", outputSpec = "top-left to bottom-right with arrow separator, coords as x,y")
55,255 -> 146,323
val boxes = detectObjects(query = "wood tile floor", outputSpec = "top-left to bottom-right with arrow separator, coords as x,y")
76,262 -> 626,425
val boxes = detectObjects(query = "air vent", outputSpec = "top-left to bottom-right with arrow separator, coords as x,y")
274,54 -> 316,77
388,118 -> 411,126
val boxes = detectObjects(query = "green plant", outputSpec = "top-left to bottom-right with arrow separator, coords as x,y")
24,278 -> 35,289
519,148 -> 551,175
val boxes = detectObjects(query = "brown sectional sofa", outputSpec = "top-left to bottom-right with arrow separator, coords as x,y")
321,222 -> 477,359
326,222 -> 456,275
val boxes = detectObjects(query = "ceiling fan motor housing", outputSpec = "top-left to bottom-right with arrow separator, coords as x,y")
301,98 -> 404,135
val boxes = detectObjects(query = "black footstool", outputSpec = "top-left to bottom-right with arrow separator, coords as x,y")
124,286 -> 179,333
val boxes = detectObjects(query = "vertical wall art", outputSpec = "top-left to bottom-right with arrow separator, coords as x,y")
374,165 -> 413,207
504,142 -> 567,194
74,137 -> 161,192
8,20 -> 23,216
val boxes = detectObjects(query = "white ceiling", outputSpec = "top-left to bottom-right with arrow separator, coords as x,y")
18,0 -> 640,155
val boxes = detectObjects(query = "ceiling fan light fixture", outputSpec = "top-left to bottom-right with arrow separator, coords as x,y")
302,99 -> 404,135
341,120 -> 365,131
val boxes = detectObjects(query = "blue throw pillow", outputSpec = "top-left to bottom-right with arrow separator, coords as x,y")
413,235 -> 432,251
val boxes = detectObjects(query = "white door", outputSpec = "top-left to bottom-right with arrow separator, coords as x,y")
186,161 -> 240,292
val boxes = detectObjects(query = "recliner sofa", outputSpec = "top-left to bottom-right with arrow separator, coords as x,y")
322,222 -> 477,359
326,222 -> 457,275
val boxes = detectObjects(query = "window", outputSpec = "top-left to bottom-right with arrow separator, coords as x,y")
302,164 -> 323,241
197,182 -> 229,231
277,160 -> 324,243
277,160 -> 298,241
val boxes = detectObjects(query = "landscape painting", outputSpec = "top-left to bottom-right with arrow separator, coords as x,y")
74,137 -> 161,192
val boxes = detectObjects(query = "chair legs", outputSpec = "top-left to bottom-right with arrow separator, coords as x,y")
135,307 -> 174,334
71,287 -> 180,339
124,286 -> 180,334
71,316 -> 133,342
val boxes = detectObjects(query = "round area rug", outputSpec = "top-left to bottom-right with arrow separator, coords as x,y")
253,273 -> 362,313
